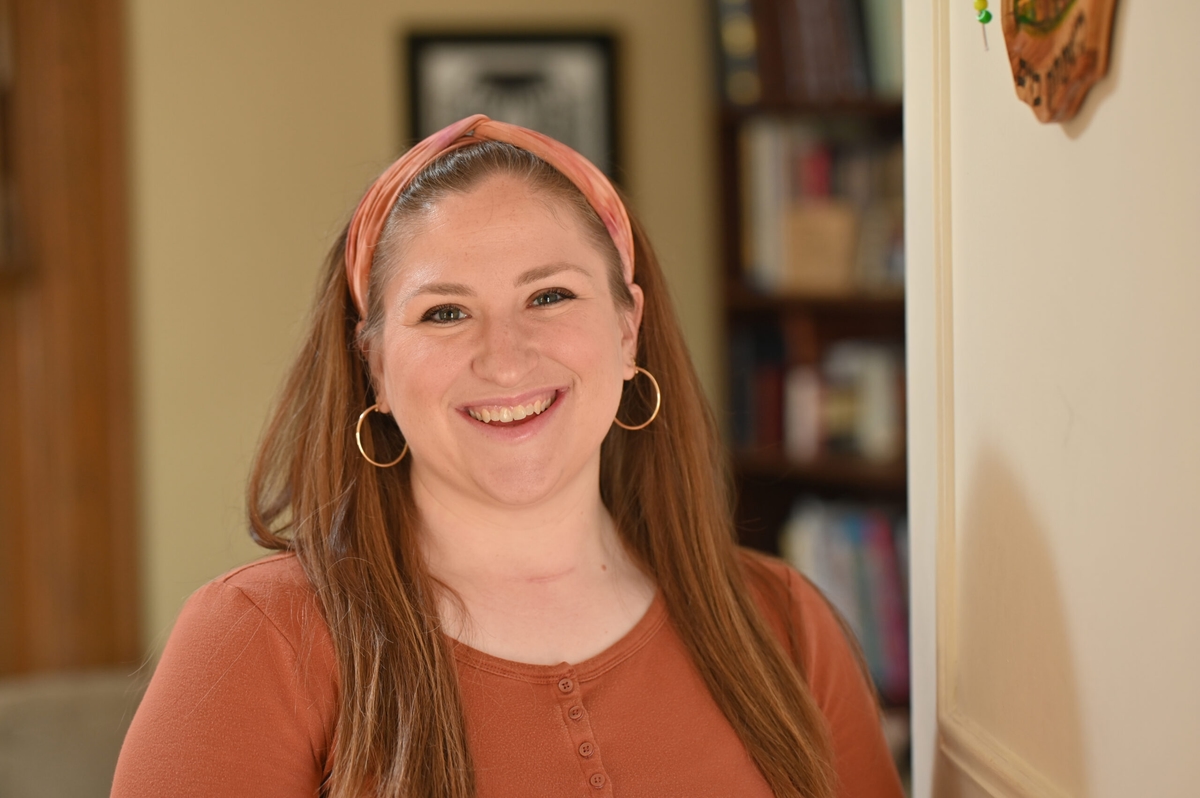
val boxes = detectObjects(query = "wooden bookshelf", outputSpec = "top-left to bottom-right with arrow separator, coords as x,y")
711,0 -> 914,762
726,284 -> 904,316
734,449 -> 907,493
718,98 -> 908,558
719,98 -> 903,121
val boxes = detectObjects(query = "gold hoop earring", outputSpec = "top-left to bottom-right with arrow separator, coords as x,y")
614,366 -> 662,431
356,404 -> 408,467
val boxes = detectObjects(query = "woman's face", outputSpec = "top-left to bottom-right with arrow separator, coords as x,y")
368,173 -> 644,510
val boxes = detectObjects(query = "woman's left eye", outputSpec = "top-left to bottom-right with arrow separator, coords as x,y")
531,289 -> 575,307
422,305 -> 466,323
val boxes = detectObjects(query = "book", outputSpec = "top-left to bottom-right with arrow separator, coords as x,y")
728,326 -> 788,450
780,500 -> 910,704
741,117 -> 788,291
835,0 -> 872,95
739,118 -> 905,296
862,510 -> 910,699
728,330 -> 757,447
784,365 -> 822,461
822,341 -> 905,462
860,0 -> 903,97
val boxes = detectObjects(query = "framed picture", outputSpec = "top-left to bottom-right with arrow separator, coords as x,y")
408,33 -> 618,180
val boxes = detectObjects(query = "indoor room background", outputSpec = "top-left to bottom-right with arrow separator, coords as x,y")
4,1 -> 1198,797
127,0 -> 721,650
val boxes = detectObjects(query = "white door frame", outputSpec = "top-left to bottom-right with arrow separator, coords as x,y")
905,3 -> 1082,795
903,2 -> 949,794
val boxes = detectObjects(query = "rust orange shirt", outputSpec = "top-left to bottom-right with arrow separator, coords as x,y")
112,552 -> 904,797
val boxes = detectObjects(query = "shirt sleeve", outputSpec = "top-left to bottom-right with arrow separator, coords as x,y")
785,566 -> 906,798
111,577 -> 336,798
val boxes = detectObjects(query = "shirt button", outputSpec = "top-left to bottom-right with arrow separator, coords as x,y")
590,773 -> 606,789
557,677 -> 574,693
568,705 -> 584,721
578,741 -> 595,758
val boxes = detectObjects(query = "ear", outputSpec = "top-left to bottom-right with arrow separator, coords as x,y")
358,319 -> 392,414
619,284 -> 645,380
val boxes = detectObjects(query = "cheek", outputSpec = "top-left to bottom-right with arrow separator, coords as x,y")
543,313 -> 629,399
377,330 -> 466,426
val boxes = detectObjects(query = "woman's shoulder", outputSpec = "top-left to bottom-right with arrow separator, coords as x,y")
737,548 -> 829,634
736,548 -> 861,685
114,553 -> 337,796
181,551 -> 332,661
737,549 -> 905,795
205,551 -> 319,608
209,549 -> 313,595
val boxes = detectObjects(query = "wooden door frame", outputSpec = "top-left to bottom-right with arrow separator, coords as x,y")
0,0 -> 138,673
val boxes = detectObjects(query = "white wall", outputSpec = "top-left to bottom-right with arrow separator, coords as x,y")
127,0 -> 717,645
907,2 -> 1200,796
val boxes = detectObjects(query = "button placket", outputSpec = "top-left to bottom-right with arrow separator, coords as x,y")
552,668 -> 612,795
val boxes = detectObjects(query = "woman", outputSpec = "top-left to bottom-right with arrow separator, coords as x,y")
112,115 -> 904,798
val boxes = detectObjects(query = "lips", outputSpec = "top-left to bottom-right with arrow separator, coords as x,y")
465,391 -> 558,425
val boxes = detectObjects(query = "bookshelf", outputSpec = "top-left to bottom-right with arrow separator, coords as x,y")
711,0 -> 912,778
719,100 -> 907,553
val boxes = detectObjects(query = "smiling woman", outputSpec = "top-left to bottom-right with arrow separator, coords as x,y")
111,117 -> 904,798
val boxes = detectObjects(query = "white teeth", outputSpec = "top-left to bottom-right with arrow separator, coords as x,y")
467,394 -> 556,424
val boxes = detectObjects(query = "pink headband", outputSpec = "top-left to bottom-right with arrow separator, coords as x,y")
344,113 -> 635,318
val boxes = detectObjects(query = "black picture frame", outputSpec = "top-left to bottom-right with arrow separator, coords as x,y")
407,33 -> 619,180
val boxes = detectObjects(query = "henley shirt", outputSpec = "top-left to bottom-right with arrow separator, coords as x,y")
112,551 -> 904,797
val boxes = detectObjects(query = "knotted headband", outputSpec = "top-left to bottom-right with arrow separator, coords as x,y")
344,113 -> 635,319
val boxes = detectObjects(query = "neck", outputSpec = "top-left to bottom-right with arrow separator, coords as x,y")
411,454 -> 622,592
409,455 -> 656,663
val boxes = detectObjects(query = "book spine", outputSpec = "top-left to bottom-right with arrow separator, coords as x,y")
861,0 -> 903,97
741,118 -> 787,291
747,0 -> 790,104
728,330 -> 757,448
834,0 -> 872,95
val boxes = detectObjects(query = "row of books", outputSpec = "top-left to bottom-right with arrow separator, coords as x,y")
741,117 -> 905,296
729,332 -> 905,464
780,499 -> 910,702
713,0 -> 903,105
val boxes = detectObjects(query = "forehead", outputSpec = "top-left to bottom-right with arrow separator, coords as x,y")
389,175 -> 607,283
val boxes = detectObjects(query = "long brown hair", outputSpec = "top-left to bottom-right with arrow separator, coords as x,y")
248,142 -> 835,797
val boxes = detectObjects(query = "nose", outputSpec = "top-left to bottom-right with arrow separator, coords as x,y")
471,316 -> 538,387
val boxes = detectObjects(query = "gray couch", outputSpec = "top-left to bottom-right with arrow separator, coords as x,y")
0,670 -> 146,798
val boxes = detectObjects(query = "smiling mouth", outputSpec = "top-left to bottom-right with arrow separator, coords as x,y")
465,391 -> 558,425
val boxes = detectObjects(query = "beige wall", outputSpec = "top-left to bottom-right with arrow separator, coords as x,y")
127,0 -> 717,644
906,3 -> 1200,796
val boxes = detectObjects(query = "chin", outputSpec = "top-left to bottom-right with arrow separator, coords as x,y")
467,459 -> 570,508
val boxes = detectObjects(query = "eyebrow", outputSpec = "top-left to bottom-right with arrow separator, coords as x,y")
404,281 -> 476,304
514,262 -> 590,287
405,263 -> 591,305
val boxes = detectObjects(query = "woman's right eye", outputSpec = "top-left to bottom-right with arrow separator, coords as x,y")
422,305 -> 466,324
